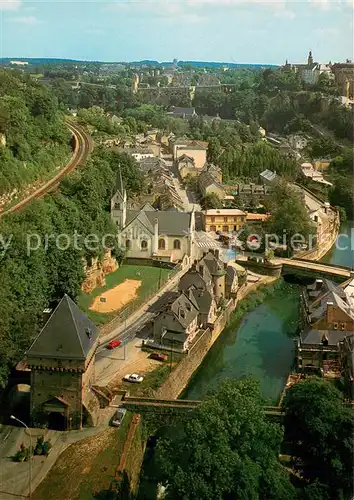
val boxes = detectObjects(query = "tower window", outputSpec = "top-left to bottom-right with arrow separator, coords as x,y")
158,239 -> 166,250
126,240 -> 131,250
141,240 -> 148,250
173,239 -> 181,250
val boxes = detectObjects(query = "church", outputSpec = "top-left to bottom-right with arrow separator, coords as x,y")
111,171 -> 197,264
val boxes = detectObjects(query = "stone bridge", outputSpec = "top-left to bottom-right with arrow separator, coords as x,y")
116,395 -> 284,420
236,256 -> 352,282
274,258 -> 352,281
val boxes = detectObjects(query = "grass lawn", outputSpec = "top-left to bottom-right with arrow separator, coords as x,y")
78,264 -> 171,325
32,414 -> 133,500
126,352 -> 183,396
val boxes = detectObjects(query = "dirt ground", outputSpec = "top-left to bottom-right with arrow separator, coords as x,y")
105,343 -> 162,391
89,279 -> 141,313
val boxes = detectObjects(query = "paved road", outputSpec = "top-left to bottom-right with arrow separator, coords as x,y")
95,266 -> 189,384
162,154 -> 201,212
0,121 -> 92,217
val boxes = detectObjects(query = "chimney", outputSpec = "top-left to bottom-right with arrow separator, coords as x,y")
153,218 -> 158,254
215,249 -> 220,260
42,308 -> 52,326
315,279 -> 323,290
326,301 -> 334,325
203,252 -> 207,257
199,264 -> 204,276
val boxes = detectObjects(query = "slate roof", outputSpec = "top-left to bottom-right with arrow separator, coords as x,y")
201,252 -> 226,277
179,268 -> 213,293
27,295 -> 98,361
260,169 -> 278,183
301,328 -> 352,346
189,287 -> 213,315
146,211 -> 190,235
170,292 -> 199,329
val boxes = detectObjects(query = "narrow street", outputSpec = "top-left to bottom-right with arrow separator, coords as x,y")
161,153 -> 201,212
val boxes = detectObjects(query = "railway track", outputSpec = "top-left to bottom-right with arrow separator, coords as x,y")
0,120 -> 92,218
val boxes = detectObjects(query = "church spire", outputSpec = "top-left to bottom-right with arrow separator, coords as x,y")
307,50 -> 313,67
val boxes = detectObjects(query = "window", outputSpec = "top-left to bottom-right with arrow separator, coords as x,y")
233,217 -> 237,222
141,240 -> 148,251
210,225 -> 217,232
158,238 -> 165,250
223,225 -> 229,232
223,216 -> 228,222
341,323 -> 346,330
211,216 -> 215,222
333,322 -> 338,330
173,239 -> 181,250
126,239 -> 131,250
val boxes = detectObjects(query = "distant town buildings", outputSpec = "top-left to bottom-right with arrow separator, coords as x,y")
282,51 -> 333,85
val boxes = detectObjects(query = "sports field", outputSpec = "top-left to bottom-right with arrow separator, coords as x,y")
78,264 -> 171,324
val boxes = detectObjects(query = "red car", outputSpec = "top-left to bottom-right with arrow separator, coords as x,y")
150,352 -> 168,362
107,339 -> 121,349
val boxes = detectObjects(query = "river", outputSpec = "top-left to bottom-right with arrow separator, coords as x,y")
182,283 -> 299,404
321,221 -> 353,267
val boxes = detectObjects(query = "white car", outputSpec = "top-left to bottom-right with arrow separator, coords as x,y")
123,373 -> 144,383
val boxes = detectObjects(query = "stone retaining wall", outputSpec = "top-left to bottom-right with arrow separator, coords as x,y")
155,278 -> 277,400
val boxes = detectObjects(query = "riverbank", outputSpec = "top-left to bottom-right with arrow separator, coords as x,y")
154,275 -> 279,400
182,279 -> 299,403
321,221 -> 353,268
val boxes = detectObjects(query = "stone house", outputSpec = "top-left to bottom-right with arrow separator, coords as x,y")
177,154 -> 199,179
153,291 -> 200,352
26,295 -> 100,430
199,171 -> 225,200
297,279 -> 354,375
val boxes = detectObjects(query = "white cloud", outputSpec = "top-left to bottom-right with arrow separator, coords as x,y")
0,0 -> 22,10
106,0 -> 295,20
9,15 -> 40,24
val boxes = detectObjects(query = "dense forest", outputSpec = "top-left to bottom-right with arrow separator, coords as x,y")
0,70 -> 71,200
0,146 -> 143,387
141,378 -> 353,500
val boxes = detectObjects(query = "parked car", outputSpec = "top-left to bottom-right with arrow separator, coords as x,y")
150,352 -> 168,362
111,408 -> 126,427
107,339 -> 121,349
123,373 -> 144,383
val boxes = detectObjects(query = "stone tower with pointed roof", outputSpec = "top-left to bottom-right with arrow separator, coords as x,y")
26,295 -> 100,430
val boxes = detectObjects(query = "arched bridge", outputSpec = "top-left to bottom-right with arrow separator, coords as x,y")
236,256 -> 352,282
274,258 -> 352,281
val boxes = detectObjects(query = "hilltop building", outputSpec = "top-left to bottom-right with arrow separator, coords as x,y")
282,51 -> 332,85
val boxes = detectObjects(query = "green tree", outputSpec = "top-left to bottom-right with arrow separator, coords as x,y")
283,377 -> 354,500
199,193 -> 222,210
206,137 -> 221,164
266,180 -> 315,256
155,379 -> 296,500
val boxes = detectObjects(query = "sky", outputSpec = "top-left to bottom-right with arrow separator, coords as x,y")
0,0 -> 353,64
